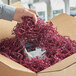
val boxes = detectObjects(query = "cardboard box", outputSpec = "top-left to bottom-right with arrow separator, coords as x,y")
0,2 -> 76,76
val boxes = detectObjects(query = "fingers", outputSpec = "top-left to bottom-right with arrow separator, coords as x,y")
32,13 -> 37,24
24,8 -> 38,15
28,9 -> 38,16
13,8 -> 38,23
23,9 -> 37,24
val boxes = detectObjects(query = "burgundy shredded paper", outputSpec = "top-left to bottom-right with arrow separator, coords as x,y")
0,16 -> 76,73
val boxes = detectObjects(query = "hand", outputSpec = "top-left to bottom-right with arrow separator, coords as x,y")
13,8 -> 37,24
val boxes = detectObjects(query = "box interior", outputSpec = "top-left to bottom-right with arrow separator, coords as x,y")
0,2 -> 76,74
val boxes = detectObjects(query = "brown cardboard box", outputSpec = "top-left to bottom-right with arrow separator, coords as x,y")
0,2 -> 76,76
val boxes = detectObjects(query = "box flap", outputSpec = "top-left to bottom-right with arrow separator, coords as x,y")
11,2 -> 24,8
0,20 -> 16,41
0,2 -> 36,75
39,13 -> 76,73
38,62 -> 76,76
0,54 -> 35,73
39,53 -> 76,73
0,2 -> 24,41
0,61 -> 36,76
51,13 -> 76,40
